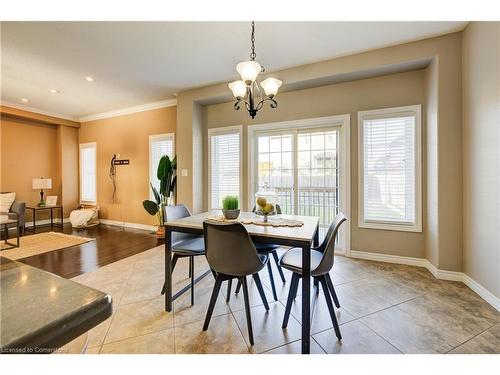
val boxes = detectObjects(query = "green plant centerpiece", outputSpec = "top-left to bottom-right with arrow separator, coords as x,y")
143,155 -> 177,236
222,195 -> 240,220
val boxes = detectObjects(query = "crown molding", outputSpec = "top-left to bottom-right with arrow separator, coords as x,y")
79,98 -> 177,122
0,101 -> 80,122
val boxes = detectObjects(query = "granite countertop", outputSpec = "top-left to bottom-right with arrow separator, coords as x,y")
0,256 -> 112,354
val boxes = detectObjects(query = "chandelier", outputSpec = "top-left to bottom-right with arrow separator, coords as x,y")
228,21 -> 282,119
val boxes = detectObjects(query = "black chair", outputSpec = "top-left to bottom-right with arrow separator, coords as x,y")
233,204 -> 286,301
280,213 -> 347,341
202,220 -> 270,346
160,205 -> 205,306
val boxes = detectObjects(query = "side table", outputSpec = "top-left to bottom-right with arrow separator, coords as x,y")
25,205 -> 64,233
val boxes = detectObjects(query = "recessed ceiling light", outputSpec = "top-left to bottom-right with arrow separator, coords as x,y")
85,76 -> 95,82
50,88 -> 60,94
21,98 -> 29,103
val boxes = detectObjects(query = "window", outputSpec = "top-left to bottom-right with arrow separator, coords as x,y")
208,126 -> 242,210
80,142 -> 97,203
358,105 -> 422,232
149,134 -> 175,198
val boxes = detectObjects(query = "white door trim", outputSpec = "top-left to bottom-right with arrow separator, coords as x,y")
247,114 -> 351,255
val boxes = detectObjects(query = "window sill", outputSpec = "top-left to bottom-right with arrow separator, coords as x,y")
358,221 -> 422,233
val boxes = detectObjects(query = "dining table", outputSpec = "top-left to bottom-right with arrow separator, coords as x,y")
163,210 -> 319,354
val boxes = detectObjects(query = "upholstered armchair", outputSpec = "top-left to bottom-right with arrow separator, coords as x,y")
9,200 -> 26,235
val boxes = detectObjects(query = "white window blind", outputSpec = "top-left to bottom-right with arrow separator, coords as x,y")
150,134 -> 174,197
359,106 -> 421,231
80,143 -> 96,203
210,130 -> 241,209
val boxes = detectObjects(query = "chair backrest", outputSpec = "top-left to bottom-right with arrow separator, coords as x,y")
164,204 -> 195,244
203,221 -> 265,277
313,212 -> 347,275
252,204 -> 282,214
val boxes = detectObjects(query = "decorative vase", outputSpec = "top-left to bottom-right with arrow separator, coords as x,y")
155,225 -> 165,238
222,209 -> 240,220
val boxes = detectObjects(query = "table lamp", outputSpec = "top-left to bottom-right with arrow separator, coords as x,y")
32,177 -> 52,207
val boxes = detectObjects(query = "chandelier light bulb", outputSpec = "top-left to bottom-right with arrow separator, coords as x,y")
236,61 -> 262,85
228,80 -> 247,99
260,78 -> 282,98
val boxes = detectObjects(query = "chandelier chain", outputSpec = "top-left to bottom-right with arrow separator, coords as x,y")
250,21 -> 256,61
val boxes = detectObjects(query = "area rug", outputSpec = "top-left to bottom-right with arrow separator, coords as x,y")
0,232 -> 94,260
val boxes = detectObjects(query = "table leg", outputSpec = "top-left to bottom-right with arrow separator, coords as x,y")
61,207 -> 64,231
33,209 -> 36,233
301,243 -> 311,354
50,208 -> 54,230
164,228 -> 173,312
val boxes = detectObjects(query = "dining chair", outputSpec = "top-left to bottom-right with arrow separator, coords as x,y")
279,212 -> 347,341
231,204 -> 286,301
160,204 -> 205,306
202,220 -> 270,346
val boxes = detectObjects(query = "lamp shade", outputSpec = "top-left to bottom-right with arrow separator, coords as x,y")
228,80 -> 247,99
33,178 -> 52,189
236,60 -> 262,84
260,78 -> 282,97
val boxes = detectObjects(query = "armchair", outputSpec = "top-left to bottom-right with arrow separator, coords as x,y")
9,200 -> 26,235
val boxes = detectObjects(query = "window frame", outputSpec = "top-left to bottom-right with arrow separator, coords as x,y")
79,142 -> 97,205
149,133 -> 175,200
207,125 -> 243,211
357,104 -> 422,232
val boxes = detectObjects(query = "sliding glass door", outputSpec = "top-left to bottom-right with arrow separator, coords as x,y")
255,127 -> 340,239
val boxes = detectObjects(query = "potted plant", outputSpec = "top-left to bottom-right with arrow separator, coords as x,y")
142,155 -> 177,237
222,195 -> 240,220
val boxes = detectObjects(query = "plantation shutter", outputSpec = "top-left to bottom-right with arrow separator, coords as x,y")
362,115 -> 416,224
150,135 -> 174,197
210,131 -> 240,209
80,143 -> 97,203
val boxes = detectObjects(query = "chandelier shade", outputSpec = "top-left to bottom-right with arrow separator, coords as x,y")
260,78 -> 282,97
236,61 -> 262,84
228,80 -> 247,99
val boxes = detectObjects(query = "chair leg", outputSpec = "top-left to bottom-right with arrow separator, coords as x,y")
271,250 -> 286,283
226,279 -> 232,302
161,254 -> 182,295
235,280 -> 242,294
318,275 -> 342,341
240,276 -> 254,346
266,260 -> 278,301
252,273 -> 269,310
189,256 -> 195,306
171,254 -> 179,272
282,273 -> 300,328
314,278 -> 320,295
325,273 -> 340,308
203,274 -> 224,331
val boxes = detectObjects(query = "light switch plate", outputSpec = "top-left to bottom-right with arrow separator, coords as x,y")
181,169 -> 188,177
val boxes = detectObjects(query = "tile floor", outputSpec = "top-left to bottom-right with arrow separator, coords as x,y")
70,245 -> 500,354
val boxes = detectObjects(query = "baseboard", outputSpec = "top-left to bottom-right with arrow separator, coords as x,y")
99,219 -> 156,232
462,274 -> 500,312
8,218 -> 71,230
349,249 -> 500,312
349,250 -> 430,268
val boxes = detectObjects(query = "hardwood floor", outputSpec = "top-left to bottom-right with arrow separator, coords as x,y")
7,223 -> 158,279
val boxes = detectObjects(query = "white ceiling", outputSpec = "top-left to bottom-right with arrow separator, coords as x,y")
0,21 -> 467,120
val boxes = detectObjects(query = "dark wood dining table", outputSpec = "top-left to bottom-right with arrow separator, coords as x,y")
163,211 -> 319,354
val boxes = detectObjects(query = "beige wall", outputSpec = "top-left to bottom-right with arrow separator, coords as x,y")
205,70 -> 427,258
462,22 -> 500,298
58,125 -> 80,217
79,106 -> 176,226
0,117 -> 62,220
177,32 -> 463,270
